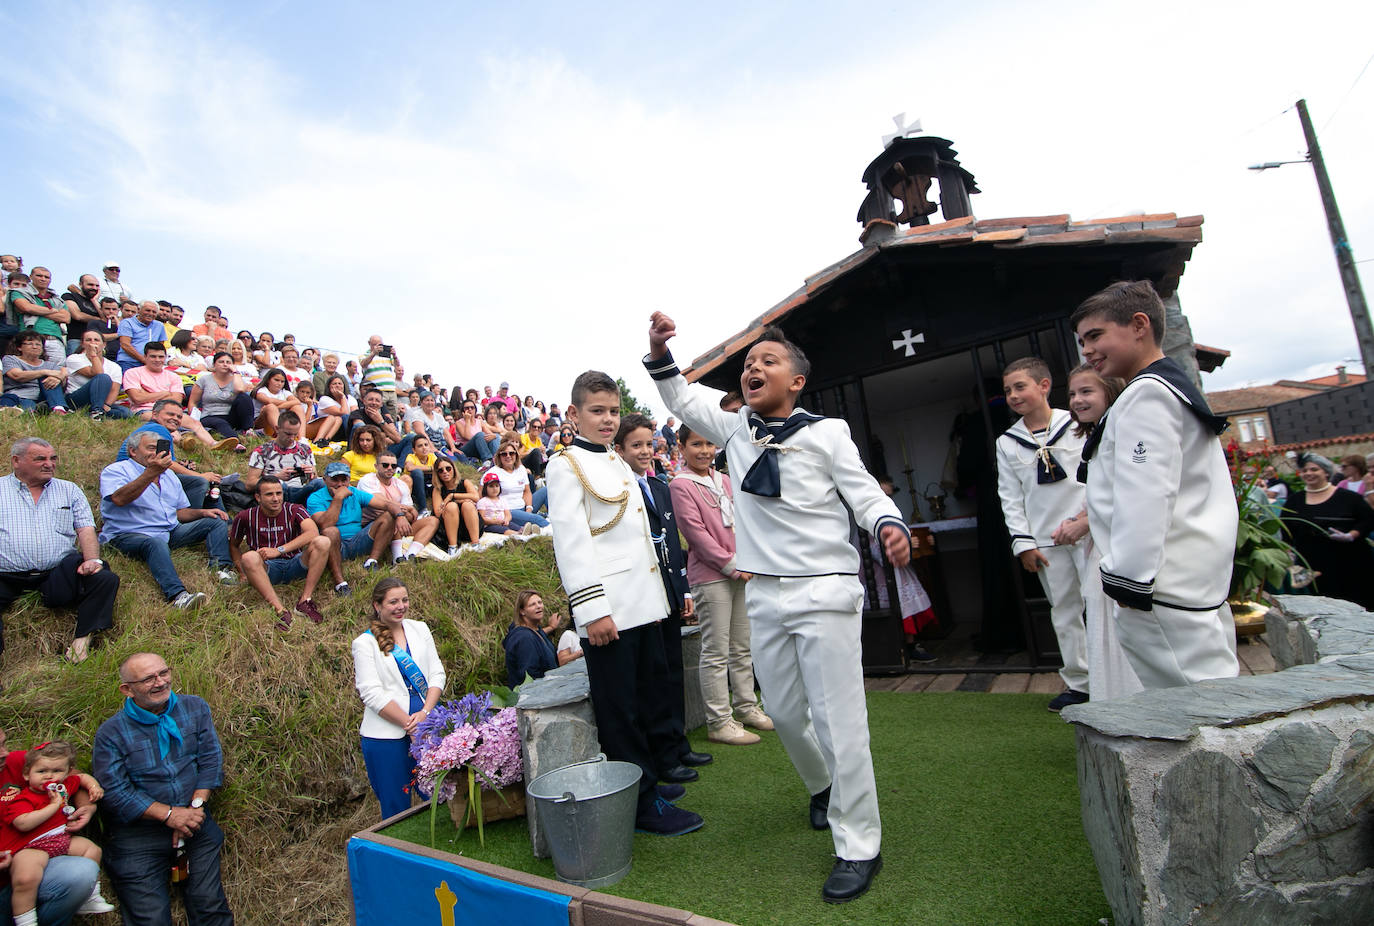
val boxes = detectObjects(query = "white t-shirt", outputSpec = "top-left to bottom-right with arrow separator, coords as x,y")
64,354 -> 122,393
318,394 -> 357,416
281,367 -> 310,388
494,465 -> 530,510
557,630 -> 582,656
406,406 -> 448,444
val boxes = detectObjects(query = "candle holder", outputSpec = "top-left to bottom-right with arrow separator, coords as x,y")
923,482 -> 948,522
902,466 -> 923,522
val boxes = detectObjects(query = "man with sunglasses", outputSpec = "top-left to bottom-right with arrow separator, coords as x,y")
92,653 -> 235,925
98,262 -> 132,305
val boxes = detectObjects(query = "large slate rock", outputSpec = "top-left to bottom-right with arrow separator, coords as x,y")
1158,751 -> 1262,912
1075,734 -> 1146,921
1266,595 -> 1374,669
517,663 -> 600,858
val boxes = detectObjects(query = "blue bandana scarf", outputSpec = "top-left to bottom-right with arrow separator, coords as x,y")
122,691 -> 183,759
739,411 -> 824,497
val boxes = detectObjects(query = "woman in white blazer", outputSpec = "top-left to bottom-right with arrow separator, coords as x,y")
351,576 -> 446,818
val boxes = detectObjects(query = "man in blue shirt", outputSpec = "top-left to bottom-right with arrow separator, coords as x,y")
115,300 -> 166,373
91,652 -> 234,925
116,400 -> 223,510
306,461 -> 401,597
99,430 -> 236,610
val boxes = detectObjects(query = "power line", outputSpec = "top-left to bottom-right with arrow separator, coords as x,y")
1320,49 -> 1374,133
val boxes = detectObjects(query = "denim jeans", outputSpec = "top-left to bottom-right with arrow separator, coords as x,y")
284,478 -> 325,505
530,485 -> 548,513
105,816 -> 234,926
0,855 -> 99,926
106,518 -> 232,599
177,473 -> 212,510
385,435 -> 416,465
1,383 -> 68,411
461,433 -> 499,462
67,374 -> 132,417
508,507 -> 549,529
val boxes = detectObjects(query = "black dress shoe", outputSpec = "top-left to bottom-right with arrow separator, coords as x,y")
660,764 -> 699,784
657,783 -> 686,802
809,786 -> 831,830
822,854 -> 882,903
680,750 -> 714,767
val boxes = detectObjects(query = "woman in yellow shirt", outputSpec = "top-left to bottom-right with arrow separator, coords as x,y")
342,425 -> 382,484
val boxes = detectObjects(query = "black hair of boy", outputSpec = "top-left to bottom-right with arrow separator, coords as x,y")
570,370 -> 619,408
278,409 -> 302,428
616,412 -> 653,447
254,475 -> 284,495
1002,356 -> 1052,384
676,422 -> 696,444
1069,280 -> 1166,345
23,739 -> 75,774
748,326 -> 811,378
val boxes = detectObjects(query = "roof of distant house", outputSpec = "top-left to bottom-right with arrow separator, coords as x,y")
1206,383 -> 1324,415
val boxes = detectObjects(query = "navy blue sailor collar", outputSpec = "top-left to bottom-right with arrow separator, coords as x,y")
740,407 -> 825,498
571,436 -> 609,453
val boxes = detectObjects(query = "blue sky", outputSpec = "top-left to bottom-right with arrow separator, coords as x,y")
4,0 -> 1372,415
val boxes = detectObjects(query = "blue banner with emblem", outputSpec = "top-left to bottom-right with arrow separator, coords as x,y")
347,836 -> 570,926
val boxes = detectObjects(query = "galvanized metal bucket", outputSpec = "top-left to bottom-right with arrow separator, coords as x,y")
525,753 -> 640,888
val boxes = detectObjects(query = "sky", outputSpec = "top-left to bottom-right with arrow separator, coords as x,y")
4,0 -> 1373,418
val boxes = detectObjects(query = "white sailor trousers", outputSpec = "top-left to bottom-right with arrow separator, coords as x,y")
746,573 -> 881,861
1113,600 -> 1239,690
1036,543 -> 1092,693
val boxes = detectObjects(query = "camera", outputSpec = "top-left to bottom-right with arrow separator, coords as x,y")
378,344 -> 394,358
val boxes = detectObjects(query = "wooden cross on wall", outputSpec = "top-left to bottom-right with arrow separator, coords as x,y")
892,329 -> 926,357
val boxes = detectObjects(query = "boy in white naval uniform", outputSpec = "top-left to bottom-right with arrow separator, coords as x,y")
546,370 -> 705,837
645,313 -> 910,904
996,357 -> 1092,712
1071,281 -> 1238,690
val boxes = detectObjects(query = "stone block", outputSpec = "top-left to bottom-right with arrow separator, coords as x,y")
1157,751 -> 1261,908
517,663 -> 601,859
1267,595 -> 1374,669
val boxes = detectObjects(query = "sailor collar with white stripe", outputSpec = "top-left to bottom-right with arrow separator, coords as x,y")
739,407 -> 826,497
1003,409 -> 1075,484
1129,357 -> 1229,435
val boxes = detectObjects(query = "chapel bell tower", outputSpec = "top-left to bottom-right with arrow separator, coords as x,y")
856,136 -> 980,229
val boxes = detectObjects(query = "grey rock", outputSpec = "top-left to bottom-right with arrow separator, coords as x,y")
1307,729 -> 1374,835
516,665 -> 589,709
1193,878 -> 1374,926
1158,751 -> 1261,911
1074,732 -> 1146,925
1062,657 -> 1374,740
1272,595 -> 1368,620
1264,606 -> 1306,670
517,676 -> 600,858
1309,614 -> 1374,663
1249,723 -> 1338,811
1256,821 -> 1370,882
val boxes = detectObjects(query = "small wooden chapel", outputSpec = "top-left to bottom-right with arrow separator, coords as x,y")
684,136 -> 1214,675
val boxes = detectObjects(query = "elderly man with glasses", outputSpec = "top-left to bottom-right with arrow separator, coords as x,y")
92,653 -> 234,925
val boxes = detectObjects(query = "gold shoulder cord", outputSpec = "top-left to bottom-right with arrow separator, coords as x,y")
554,449 -> 629,536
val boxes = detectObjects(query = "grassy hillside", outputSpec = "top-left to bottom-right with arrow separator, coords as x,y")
0,414 -> 562,924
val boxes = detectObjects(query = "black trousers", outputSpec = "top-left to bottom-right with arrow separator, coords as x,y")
0,551 -> 120,655
582,621 -> 680,813
659,612 -> 689,759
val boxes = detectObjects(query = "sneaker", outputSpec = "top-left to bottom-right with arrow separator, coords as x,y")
216,568 -> 238,585
906,642 -> 938,664
363,558 -> 379,571
707,720 -> 760,746
334,581 -> 352,599
172,591 -> 207,611
89,409 -> 104,422
521,522 -> 541,536
76,889 -> 116,915
736,708 -> 774,731
418,508 -> 432,519
51,406 -> 70,416
446,545 -> 459,556
213,437 -> 239,451
635,797 -> 704,836
295,598 -> 325,624
273,609 -> 293,632
1047,689 -> 1089,713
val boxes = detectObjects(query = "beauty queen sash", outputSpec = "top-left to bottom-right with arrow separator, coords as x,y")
369,630 -> 428,699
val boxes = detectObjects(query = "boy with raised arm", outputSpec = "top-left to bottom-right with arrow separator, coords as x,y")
996,357 -> 1091,712
644,313 -> 910,903
1071,280 -> 1238,689
546,371 -> 704,837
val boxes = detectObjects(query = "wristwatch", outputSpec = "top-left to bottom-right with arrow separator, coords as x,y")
190,798 -> 205,809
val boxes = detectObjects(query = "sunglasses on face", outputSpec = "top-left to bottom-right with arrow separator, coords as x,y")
498,451 -> 517,457
377,462 -> 397,469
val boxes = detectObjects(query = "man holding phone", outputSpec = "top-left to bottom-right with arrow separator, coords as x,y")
241,410 -> 324,504
98,431 -> 236,611
358,335 -> 401,418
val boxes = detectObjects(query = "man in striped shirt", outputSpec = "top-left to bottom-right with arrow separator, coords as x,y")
358,335 -> 401,417
0,437 -> 120,663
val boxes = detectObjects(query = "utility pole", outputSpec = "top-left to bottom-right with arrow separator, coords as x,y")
1295,98 -> 1374,376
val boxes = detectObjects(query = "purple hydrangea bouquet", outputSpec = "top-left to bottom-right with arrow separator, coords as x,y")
410,689 -> 522,846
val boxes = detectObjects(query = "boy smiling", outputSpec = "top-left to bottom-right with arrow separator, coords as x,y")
1071,281 -> 1238,689
645,313 -> 909,903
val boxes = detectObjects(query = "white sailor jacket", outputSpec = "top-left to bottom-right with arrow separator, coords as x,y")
645,350 -> 908,577
995,409 -> 1087,557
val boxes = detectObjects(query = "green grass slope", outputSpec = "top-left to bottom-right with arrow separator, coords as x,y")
0,414 -> 560,924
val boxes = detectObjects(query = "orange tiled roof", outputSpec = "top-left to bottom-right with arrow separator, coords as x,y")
1305,372 -> 1367,387
686,212 -> 1203,382
1206,384 -> 1324,415
1271,432 -> 1374,453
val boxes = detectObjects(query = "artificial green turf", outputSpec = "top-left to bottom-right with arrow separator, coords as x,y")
382,692 -> 1111,926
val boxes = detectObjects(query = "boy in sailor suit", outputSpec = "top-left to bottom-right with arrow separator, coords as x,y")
645,314 -> 910,904
996,357 -> 1092,712
1071,281 -> 1239,690
546,371 -> 705,837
